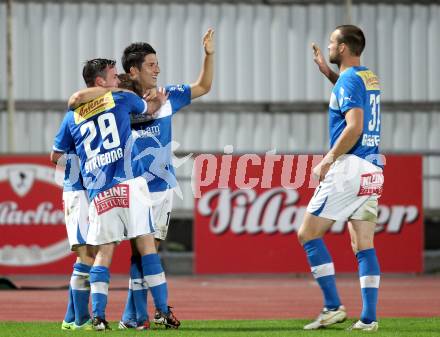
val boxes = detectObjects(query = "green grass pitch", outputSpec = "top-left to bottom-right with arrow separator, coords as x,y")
1,318 -> 439,337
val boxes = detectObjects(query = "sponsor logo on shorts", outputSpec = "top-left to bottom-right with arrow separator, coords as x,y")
358,172 -> 384,196
74,92 -> 115,124
94,184 -> 130,215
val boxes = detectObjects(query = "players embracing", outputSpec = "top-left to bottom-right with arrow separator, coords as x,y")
118,28 -> 214,329
51,58 -> 178,331
51,28 -> 214,331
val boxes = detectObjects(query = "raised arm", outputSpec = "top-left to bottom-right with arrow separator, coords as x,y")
68,87 -> 116,109
312,43 -> 339,85
68,86 -> 139,109
190,28 -> 214,99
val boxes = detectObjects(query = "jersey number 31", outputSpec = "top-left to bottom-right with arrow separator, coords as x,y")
368,93 -> 381,132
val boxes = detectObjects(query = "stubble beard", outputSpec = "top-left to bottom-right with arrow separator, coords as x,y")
329,53 -> 341,68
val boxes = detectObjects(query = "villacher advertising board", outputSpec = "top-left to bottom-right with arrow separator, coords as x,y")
0,156 -> 131,274
194,154 -> 423,274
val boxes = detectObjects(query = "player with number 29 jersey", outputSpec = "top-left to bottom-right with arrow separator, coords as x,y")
53,91 -> 148,200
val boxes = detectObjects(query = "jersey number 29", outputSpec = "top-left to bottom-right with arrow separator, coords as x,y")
80,113 -> 121,158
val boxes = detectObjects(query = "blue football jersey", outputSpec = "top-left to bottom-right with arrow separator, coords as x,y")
53,91 -> 148,200
131,84 -> 191,192
328,66 -> 382,166
53,117 -> 85,192
63,151 -> 85,192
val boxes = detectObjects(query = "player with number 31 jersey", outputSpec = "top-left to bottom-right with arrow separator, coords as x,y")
299,25 -> 384,332
329,66 -> 381,163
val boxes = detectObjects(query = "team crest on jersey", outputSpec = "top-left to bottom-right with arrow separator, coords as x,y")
74,91 -> 115,124
356,70 -> 380,91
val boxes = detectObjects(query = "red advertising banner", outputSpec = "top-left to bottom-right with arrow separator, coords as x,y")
0,156 -> 131,274
194,154 -> 423,274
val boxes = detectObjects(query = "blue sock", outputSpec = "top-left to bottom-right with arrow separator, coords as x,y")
357,248 -> 380,324
90,266 -> 110,320
142,253 -> 168,313
71,263 -> 91,325
63,286 -> 75,323
303,238 -> 341,310
121,290 -> 136,323
122,256 -> 148,324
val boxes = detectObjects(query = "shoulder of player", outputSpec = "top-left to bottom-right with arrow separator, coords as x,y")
112,90 -> 138,99
165,84 -> 190,96
63,110 -> 75,123
113,91 -> 145,107
339,68 -> 367,86
353,67 -> 380,91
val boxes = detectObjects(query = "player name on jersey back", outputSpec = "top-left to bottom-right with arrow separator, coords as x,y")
84,148 -> 123,174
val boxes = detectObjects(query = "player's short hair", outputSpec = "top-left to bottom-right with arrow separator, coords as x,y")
121,42 -> 156,73
82,58 -> 117,87
117,74 -> 144,97
335,25 -> 365,56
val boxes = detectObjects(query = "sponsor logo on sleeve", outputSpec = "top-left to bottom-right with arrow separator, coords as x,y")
74,91 -> 115,124
356,70 -> 380,91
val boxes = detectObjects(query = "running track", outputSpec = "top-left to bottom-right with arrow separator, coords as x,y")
0,275 -> 439,321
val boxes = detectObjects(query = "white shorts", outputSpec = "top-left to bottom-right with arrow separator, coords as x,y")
307,155 -> 384,222
63,190 -> 89,251
151,189 -> 174,241
87,177 -> 155,246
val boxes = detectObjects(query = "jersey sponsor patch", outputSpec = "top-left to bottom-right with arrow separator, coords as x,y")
356,70 -> 380,91
74,92 -> 115,124
93,184 -> 129,215
358,172 -> 384,196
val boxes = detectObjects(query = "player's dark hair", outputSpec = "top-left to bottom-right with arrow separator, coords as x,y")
117,74 -> 144,97
82,58 -> 117,87
121,42 -> 156,73
335,25 -> 365,56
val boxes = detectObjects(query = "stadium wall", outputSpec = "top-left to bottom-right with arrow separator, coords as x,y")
0,1 -> 439,101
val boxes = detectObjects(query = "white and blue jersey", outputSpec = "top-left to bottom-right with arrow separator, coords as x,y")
52,117 -> 85,192
131,84 -> 191,192
53,91 -> 148,200
62,150 -> 86,192
329,66 -> 381,166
